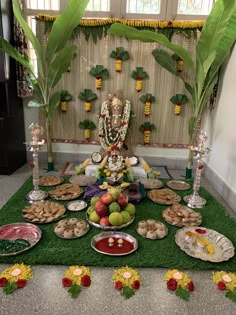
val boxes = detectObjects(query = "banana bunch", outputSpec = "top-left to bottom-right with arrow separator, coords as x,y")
120,182 -> 130,188
99,181 -> 109,190
75,164 -> 85,175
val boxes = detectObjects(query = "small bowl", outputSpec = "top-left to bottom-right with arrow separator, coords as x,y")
66,200 -> 87,212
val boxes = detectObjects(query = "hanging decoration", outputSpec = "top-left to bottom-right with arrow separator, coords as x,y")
139,121 -> 156,144
112,266 -> 141,299
110,47 -> 130,72
62,266 -> 92,299
60,90 -> 73,112
131,67 -> 148,92
89,65 -> 109,90
36,15 -> 204,43
164,269 -> 195,301
79,119 -> 96,140
0,264 -> 32,295
170,94 -> 189,115
212,271 -> 236,302
172,54 -> 184,72
78,89 -> 97,112
139,93 -> 156,116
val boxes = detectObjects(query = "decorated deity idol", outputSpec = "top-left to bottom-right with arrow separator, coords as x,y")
98,92 -> 133,157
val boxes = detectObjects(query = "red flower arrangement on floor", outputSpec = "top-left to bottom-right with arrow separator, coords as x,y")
212,271 -> 236,302
164,269 -> 194,301
62,266 -> 91,298
112,266 -> 141,299
0,264 -> 32,294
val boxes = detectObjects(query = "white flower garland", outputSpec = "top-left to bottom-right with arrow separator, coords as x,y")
98,100 -> 131,151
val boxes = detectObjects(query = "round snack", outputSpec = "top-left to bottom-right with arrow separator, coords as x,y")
136,219 -> 168,240
54,218 -> 89,239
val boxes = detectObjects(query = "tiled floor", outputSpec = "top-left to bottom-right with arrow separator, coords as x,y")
0,164 -> 236,315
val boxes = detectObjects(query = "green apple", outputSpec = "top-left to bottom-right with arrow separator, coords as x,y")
89,211 -> 100,223
109,212 -> 123,226
124,203 -> 136,216
120,210 -> 131,223
108,201 -> 121,213
90,196 -> 100,206
87,205 -> 95,215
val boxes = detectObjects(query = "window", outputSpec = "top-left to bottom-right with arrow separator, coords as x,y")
126,0 -> 160,14
177,0 -> 214,15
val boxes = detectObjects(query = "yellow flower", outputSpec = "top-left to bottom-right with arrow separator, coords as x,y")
212,271 -> 236,291
0,264 -> 32,282
164,269 -> 191,289
112,266 -> 141,287
64,266 -> 91,285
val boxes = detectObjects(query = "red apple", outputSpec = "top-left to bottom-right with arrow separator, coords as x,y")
117,193 -> 129,209
99,216 -> 110,226
95,200 -> 108,217
100,192 -> 113,205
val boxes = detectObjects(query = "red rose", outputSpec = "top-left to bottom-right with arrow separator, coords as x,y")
62,277 -> 72,287
0,277 -> 8,287
132,280 -> 140,290
217,281 -> 226,291
16,279 -> 27,288
188,281 -> 194,292
167,278 -> 178,291
195,228 -> 206,234
81,275 -> 91,287
115,281 -> 123,290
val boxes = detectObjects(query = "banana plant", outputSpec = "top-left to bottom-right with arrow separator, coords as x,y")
79,119 -> 96,140
110,47 -> 129,72
89,65 -> 109,90
109,0 -> 236,176
170,94 -> 188,115
140,93 -> 156,116
78,89 -> 97,112
131,67 -> 148,92
139,122 -> 156,144
0,0 -> 90,171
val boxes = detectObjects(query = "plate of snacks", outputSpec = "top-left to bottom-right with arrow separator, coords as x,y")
48,183 -> 83,200
69,175 -> 97,187
23,201 -> 66,223
175,227 -> 235,262
166,180 -> 191,191
39,175 -> 64,186
136,178 -> 163,190
0,222 -> 42,256
66,200 -> 87,212
162,203 -> 202,227
147,188 -> 181,205
136,219 -> 168,240
54,218 -> 89,239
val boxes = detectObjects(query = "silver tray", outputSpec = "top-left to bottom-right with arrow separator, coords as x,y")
66,200 -> 87,211
54,219 -> 90,239
39,175 -> 64,187
86,212 -> 135,230
175,227 -> 235,262
91,231 -> 138,256
0,223 -> 42,256
167,180 -> 191,191
69,175 -> 97,187
137,178 -> 163,189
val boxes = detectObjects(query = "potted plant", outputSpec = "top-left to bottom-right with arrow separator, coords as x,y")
60,90 -> 73,112
109,0 -> 236,177
0,0 -> 90,171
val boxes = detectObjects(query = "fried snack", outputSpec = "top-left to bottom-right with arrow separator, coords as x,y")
136,220 -> 168,239
39,175 -> 63,186
54,218 -> 89,239
48,183 -> 83,200
147,188 -> 181,205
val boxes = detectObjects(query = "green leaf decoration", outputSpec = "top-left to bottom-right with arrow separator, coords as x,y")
172,53 -> 182,61
79,119 -> 96,130
89,65 -> 109,79
3,282 -> 18,295
110,47 -> 130,61
79,89 -> 97,101
60,90 -> 73,102
175,286 -> 190,301
68,284 -> 81,299
131,67 -> 148,80
139,121 -> 156,132
225,290 -> 236,302
121,286 -> 135,299
170,94 -> 188,105
140,93 -> 155,104
152,49 -> 180,78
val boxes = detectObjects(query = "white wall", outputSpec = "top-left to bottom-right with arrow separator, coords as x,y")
203,45 -> 236,194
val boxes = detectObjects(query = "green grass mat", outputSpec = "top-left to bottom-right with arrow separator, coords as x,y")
0,177 -> 236,270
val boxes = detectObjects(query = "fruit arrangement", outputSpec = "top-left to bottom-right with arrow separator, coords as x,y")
86,187 -> 136,229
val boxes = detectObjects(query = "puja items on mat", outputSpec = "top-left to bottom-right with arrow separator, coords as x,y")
162,203 -> 202,227
48,183 -> 83,200
147,188 -> 181,205
23,201 -> 65,223
136,219 -> 168,239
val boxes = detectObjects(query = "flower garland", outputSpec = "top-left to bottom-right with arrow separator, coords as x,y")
212,271 -> 236,302
98,100 -> 131,151
112,266 -> 141,299
0,264 -> 32,294
62,266 -> 91,298
164,269 -> 194,301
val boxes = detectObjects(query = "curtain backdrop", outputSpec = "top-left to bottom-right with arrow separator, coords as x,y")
37,20 -> 199,148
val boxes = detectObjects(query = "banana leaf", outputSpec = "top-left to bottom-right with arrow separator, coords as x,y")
152,49 -> 181,78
